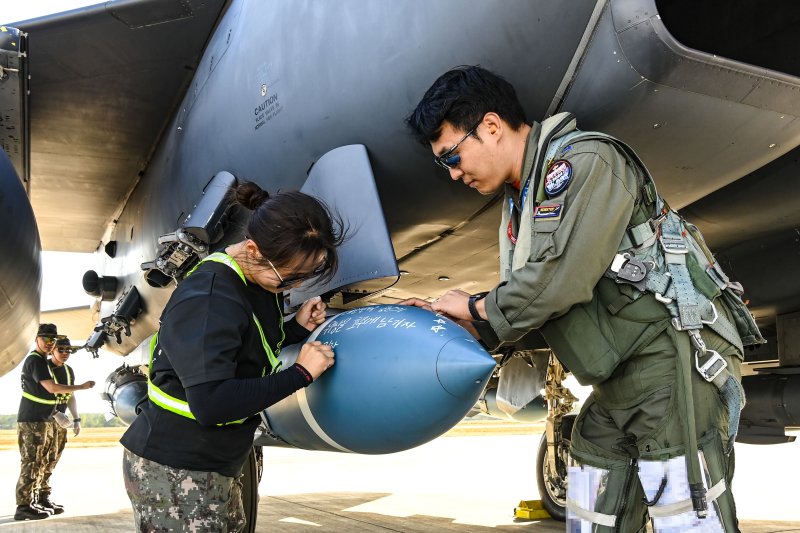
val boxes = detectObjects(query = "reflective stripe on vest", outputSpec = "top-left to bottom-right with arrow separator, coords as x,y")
21,352 -> 60,405
147,252 -> 284,425
52,364 -> 73,405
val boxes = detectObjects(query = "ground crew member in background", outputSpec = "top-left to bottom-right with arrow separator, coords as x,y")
405,66 -> 764,532
14,324 -> 95,521
35,337 -> 86,515
121,182 -> 345,532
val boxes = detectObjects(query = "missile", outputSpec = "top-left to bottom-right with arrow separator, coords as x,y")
256,304 -> 496,454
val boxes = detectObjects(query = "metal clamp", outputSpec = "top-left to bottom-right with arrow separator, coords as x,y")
687,329 -> 706,353
655,292 -> 673,304
695,350 -> 727,383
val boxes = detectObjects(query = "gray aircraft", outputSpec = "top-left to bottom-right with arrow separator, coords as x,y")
2,0 -> 799,528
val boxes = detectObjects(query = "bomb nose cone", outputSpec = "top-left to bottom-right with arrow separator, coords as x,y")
436,337 -> 496,399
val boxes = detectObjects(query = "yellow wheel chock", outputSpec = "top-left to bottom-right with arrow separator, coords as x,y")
514,500 -> 552,520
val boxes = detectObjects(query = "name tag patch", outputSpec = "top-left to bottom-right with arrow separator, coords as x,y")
534,204 -> 562,221
544,159 -> 572,197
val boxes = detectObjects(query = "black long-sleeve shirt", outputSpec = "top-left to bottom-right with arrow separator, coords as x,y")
121,258 -> 312,476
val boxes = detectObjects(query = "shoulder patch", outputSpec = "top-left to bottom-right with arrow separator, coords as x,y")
533,204 -> 562,221
544,160 -> 572,197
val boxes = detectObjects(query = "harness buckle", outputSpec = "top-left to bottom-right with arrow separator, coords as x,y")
695,350 -> 727,383
701,302 -> 718,325
659,235 -> 688,255
610,253 -> 629,273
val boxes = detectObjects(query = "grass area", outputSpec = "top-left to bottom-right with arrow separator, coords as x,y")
0,427 -> 126,450
443,419 -> 544,437
0,420 -> 543,451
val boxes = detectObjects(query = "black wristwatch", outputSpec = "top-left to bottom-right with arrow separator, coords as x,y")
468,292 -> 489,321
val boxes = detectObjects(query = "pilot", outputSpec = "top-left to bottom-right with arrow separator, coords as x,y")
120,181 -> 345,532
405,66 -> 763,532
14,324 -> 95,521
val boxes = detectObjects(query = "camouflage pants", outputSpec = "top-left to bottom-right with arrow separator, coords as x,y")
15,421 -> 55,505
122,449 -> 246,533
41,424 -> 67,495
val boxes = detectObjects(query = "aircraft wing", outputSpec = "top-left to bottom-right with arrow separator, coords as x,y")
13,0 -> 228,252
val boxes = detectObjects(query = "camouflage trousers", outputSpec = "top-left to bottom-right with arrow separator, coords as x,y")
15,421 -> 55,505
122,449 -> 246,533
41,425 -> 67,496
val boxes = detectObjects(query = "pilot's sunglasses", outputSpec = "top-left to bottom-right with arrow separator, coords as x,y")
56,348 -> 71,354
433,121 -> 481,170
266,258 -> 325,289
39,336 -> 56,343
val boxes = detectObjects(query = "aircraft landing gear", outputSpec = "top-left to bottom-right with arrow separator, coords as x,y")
535,353 -> 577,522
536,414 -> 575,521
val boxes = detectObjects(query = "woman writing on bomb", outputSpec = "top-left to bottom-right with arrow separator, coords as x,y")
121,181 -> 345,532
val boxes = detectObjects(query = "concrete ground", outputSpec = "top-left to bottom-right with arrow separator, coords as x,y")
0,431 -> 798,531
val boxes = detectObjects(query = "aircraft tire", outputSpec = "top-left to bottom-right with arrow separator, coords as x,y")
535,414 -> 575,522
241,446 -> 260,532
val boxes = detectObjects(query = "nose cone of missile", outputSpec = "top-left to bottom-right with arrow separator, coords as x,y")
262,305 -> 497,454
437,336 -> 497,399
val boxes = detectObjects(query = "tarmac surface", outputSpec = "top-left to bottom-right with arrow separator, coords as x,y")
0,430 -> 798,532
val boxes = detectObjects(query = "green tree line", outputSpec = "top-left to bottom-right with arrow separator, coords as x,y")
0,413 -> 126,430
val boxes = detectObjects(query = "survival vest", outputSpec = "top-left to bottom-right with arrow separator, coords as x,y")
147,252 -> 284,425
501,113 -> 764,386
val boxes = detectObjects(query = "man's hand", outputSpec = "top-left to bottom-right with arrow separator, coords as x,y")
73,420 -> 81,437
431,289 -> 472,321
296,296 -> 327,331
398,297 -> 433,311
81,381 -> 95,390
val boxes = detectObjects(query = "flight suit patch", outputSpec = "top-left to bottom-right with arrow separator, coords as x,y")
533,204 -> 562,221
544,160 -> 572,197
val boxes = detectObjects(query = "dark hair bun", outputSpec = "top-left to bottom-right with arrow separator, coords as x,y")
233,181 -> 270,210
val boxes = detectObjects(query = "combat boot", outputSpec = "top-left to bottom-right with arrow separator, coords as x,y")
35,492 -> 64,515
14,504 -> 49,520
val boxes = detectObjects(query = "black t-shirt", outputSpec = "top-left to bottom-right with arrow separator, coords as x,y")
121,259 -> 310,477
17,351 -> 57,422
49,362 -> 74,414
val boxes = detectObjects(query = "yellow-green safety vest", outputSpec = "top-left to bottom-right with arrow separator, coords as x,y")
20,352 -> 72,405
147,252 -> 285,425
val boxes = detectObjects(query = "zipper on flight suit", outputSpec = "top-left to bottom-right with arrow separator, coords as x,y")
615,458 -> 638,533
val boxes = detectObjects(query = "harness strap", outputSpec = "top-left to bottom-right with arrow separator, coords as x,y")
646,479 -> 726,518
660,215 -> 703,330
566,499 -> 617,527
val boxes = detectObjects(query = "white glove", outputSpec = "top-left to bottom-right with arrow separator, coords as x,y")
53,412 -> 71,429
73,419 -> 81,436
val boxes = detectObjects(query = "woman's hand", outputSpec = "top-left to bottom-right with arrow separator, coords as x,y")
296,296 -> 327,331
297,341 -> 335,380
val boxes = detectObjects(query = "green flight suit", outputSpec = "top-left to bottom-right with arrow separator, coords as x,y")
478,114 -> 743,532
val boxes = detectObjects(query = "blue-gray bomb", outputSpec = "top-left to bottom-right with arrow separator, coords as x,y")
259,304 -> 497,454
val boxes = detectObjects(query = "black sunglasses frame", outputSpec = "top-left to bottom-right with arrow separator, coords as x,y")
265,257 -> 326,289
433,121 -> 482,170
